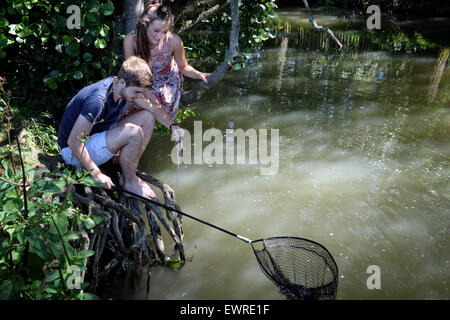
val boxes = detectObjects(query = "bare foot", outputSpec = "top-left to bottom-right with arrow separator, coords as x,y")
123,178 -> 156,200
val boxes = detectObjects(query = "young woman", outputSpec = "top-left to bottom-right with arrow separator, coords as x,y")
123,2 -> 211,120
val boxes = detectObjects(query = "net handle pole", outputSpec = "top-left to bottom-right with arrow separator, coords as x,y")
114,187 -> 252,244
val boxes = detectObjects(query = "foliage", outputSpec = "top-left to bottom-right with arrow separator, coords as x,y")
154,105 -> 197,135
366,30 -> 439,53
26,114 -> 60,155
0,158 -> 105,300
0,0 -> 121,122
0,75 -> 103,300
181,0 -> 280,69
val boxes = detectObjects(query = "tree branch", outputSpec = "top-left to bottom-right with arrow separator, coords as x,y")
177,1 -> 229,34
302,0 -> 343,49
181,0 -> 240,106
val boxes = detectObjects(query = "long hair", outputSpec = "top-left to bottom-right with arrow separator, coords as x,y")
135,1 -> 174,64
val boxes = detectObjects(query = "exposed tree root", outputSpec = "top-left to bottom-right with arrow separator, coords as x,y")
38,154 -> 185,294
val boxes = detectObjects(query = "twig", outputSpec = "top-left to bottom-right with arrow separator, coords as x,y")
0,176 -> 29,187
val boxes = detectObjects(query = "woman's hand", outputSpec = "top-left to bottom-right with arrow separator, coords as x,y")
198,72 -> 212,83
171,124 -> 185,142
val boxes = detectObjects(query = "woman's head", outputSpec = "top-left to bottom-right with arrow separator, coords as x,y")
136,2 -> 174,63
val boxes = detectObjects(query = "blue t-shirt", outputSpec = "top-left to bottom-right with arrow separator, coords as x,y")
58,76 -> 126,149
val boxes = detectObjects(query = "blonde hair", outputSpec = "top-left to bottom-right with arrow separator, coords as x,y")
135,1 -> 174,64
117,56 -> 153,88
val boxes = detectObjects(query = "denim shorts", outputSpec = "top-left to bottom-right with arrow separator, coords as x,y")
60,131 -> 116,167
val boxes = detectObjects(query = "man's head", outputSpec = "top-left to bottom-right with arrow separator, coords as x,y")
116,56 -> 153,102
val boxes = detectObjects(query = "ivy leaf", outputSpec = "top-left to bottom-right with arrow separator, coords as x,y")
85,12 -> 100,26
73,71 -> 83,80
83,52 -> 93,62
65,42 -> 80,57
101,3 -> 115,16
94,38 -> 106,49
0,18 -> 9,28
43,75 -> 58,89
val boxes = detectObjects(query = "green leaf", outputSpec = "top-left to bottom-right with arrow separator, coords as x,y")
80,292 -> 100,300
73,71 -> 83,80
0,280 -> 14,299
41,180 -> 62,198
94,38 -> 106,49
101,3 -> 115,16
45,270 -> 60,283
44,287 -> 57,294
83,52 -> 93,62
4,198 -> 23,213
43,76 -> 57,89
79,176 -> 104,187
77,249 -> 95,258
80,215 -> 96,229
24,228 -> 48,260
2,213 -> 20,224
81,34 -> 92,46
91,215 -> 103,225
64,231 -> 81,241
0,18 -> 9,28
65,42 -> 80,57
50,214 -> 68,236
85,12 -> 100,26
165,260 -> 184,271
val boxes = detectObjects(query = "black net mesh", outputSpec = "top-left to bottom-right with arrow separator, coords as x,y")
252,236 -> 338,300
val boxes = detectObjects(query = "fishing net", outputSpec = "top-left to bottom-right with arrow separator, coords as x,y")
251,236 -> 338,300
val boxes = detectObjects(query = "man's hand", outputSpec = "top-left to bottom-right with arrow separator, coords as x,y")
171,125 -> 185,142
91,170 -> 115,189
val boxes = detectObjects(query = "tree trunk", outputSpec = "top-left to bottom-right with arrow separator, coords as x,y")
181,0 -> 241,105
427,49 -> 450,103
123,0 -> 145,34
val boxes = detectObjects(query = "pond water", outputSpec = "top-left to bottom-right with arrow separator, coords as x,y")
126,11 -> 449,300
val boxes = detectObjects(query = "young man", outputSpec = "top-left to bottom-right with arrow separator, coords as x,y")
57,56 -> 184,199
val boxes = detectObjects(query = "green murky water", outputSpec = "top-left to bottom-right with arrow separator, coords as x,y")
127,11 -> 449,300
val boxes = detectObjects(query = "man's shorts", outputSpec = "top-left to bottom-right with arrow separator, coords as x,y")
60,131 -> 116,168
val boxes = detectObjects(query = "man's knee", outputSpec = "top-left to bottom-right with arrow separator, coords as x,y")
123,123 -> 144,141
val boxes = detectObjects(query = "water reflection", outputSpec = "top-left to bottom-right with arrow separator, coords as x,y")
128,23 -> 450,300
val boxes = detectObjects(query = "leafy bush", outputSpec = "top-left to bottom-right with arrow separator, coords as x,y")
0,0 -> 121,122
182,0 -> 279,67
0,160 -> 104,300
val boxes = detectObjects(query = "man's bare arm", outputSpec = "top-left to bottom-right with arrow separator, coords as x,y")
67,115 -> 115,188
